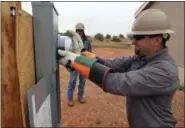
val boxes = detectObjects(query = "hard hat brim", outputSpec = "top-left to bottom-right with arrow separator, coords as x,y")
127,29 -> 175,38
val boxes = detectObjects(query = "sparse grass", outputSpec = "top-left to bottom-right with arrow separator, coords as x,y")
95,117 -> 102,125
92,39 -> 132,49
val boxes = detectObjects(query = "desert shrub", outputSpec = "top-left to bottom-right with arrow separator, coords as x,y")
94,33 -> 104,41
119,34 -> 125,39
105,34 -> 111,39
111,35 -> 121,42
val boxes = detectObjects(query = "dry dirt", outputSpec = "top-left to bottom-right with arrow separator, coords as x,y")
59,48 -> 184,127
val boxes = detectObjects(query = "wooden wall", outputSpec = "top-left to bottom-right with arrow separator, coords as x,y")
1,2 -> 36,127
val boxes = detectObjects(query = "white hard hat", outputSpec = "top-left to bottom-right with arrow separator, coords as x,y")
127,9 -> 175,38
75,22 -> 85,30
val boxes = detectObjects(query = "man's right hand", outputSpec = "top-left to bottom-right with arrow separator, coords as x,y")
82,51 -> 106,65
82,51 -> 96,59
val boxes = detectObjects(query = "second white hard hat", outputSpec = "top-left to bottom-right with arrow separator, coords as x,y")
75,22 -> 85,30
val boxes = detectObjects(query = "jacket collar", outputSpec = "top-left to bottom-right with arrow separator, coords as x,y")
138,47 -> 169,63
146,47 -> 168,61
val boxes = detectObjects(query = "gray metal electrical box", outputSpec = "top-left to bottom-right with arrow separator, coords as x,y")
32,2 -> 59,79
27,2 -> 61,127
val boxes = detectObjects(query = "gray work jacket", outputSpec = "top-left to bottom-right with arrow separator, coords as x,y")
103,48 -> 180,128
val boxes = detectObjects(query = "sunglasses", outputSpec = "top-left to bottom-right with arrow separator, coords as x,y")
133,34 -> 163,40
76,29 -> 84,33
133,35 -> 146,40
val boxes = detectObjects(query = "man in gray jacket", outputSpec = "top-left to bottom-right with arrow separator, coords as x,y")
58,9 -> 180,128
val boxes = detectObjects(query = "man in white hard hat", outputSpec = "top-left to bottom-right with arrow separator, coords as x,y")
58,9 -> 180,127
66,22 -> 92,107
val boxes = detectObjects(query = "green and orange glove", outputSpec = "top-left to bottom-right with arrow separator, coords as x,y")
58,49 -> 113,91
81,51 -> 106,65
81,51 -> 96,58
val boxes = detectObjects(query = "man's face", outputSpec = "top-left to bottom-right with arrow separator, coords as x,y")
76,29 -> 84,37
132,35 -> 161,56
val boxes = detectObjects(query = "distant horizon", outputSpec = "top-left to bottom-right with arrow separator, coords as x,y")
22,2 -> 144,36
59,31 -> 128,37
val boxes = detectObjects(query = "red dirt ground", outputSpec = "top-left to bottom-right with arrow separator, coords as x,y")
59,48 -> 184,127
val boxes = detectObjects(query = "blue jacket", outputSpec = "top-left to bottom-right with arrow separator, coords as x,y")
83,40 -> 92,52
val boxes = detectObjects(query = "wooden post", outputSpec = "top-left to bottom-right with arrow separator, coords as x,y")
1,2 -> 36,127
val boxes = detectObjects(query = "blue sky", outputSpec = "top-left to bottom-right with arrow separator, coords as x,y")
22,2 -> 143,36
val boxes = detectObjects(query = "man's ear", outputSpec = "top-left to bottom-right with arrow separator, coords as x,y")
152,36 -> 162,46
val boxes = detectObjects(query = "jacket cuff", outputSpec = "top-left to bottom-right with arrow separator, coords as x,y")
89,62 -> 113,91
96,56 -> 106,65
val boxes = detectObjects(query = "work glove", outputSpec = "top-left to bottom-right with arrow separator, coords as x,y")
58,50 -> 77,72
58,49 -> 96,77
66,30 -> 85,54
81,51 -> 96,59
81,51 -> 106,65
58,49 -> 114,92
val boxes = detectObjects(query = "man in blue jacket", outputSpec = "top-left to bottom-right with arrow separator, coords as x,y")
67,22 -> 92,107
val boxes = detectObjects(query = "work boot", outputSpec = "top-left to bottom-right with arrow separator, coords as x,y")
68,100 -> 74,107
78,96 -> 86,104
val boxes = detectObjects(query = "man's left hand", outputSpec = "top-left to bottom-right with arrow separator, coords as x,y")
58,49 -> 79,71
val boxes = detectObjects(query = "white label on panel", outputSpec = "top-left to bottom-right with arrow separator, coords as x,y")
32,94 -> 52,127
